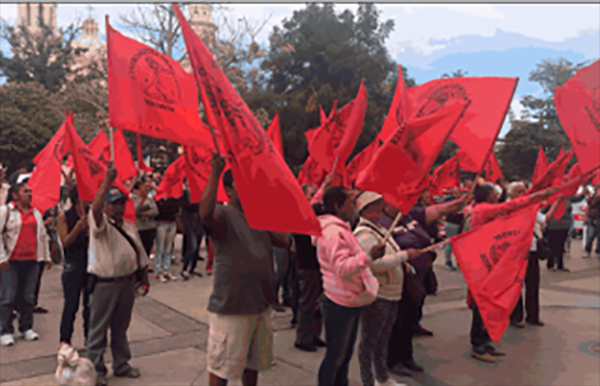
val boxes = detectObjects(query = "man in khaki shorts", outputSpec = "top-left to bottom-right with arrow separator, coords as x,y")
199,154 -> 290,386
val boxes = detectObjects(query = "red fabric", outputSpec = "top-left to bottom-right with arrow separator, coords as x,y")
483,152 -> 503,183
183,144 -> 228,204
266,112 -> 284,156
87,129 -> 137,183
347,138 -> 381,186
10,208 -> 37,261
531,146 -> 549,185
379,64 -> 410,143
175,4 -> 321,236
319,105 -> 327,125
64,113 -> 129,202
155,156 -> 186,201
106,17 -> 211,146
30,116 -> 69,214
453,204 -> 538,343
356,100 -> 468,214
88,130 -> 111,166
429,155 -> 460,197
552,164 -> 582,220
527,149 -> 572,194
408,77 -> 518,171
309,83 -> 367,173
457,149 -> 478,172
555,61 -> 600,176
297,156 -> 327,187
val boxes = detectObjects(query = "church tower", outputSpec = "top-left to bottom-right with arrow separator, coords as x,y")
188,3 -> 217,49
17,3 -> 57,33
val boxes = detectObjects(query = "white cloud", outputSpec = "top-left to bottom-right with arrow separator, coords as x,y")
444,5 -> 504,20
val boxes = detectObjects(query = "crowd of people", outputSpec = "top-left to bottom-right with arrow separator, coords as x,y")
1,154 -> 599,386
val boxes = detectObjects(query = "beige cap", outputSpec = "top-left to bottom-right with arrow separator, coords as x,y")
356,191 -> 383,213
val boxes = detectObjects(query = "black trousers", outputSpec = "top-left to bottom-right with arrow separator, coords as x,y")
138,229 -> 157,257
470,304 -> 491,350
181,210 -> 203,273
33,261 -> 45,307
295,269 -> 323,346
59,259 -> 90,344
511,251 -> 541,324
387,295 -> 419,368
546,228 -> 569,269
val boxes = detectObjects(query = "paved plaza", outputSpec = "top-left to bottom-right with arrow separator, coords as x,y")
1,238 -> 599,386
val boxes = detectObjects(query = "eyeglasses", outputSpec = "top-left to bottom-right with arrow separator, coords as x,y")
21,189 -> 32,194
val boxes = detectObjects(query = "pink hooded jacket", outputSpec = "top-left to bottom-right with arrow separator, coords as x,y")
312,214 -> 378,308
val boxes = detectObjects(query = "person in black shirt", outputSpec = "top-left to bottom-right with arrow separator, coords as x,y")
442,187 -> 464,270
179,188 -> 204,280
57,187 -> 90,346
293,203 -> 326,352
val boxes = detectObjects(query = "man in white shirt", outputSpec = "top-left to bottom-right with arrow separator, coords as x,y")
87,163 -> 149,386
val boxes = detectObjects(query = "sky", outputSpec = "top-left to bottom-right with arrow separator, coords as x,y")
1,3 -> 599,136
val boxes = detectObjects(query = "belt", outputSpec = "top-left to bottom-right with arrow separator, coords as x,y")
95,273 -> 135,283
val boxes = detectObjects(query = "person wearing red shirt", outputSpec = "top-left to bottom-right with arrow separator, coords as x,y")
1,180 -> 52,347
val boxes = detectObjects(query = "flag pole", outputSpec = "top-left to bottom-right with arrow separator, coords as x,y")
382,211 -> 403,245
108,126 -> 115,162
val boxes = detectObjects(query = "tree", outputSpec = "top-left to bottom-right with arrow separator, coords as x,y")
498,58 -> 583,181
0,16 -> 84,93
260,3 -> 397,170
0,82 -> 63,173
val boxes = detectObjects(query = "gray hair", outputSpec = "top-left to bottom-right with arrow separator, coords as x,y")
507,181 -> 525,197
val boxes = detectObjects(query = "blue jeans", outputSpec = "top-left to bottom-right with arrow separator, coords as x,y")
155,221 -> 176,275
585,220 -> 598,254
1,260 -> 40,335
318,295 -> 363,386
444,222 -> 461,266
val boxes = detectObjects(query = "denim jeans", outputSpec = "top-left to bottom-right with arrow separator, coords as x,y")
444,222 -> 461,266
154,221 -> 177,275
470,304 -> 491,351
273,246 -> 290,304
585,220 -> 598,254
318,294 -> 363,386
59,259 -> 90,344
1,260 -> 40,335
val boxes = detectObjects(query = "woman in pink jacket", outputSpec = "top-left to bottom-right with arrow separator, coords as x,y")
313,186 -> 379,386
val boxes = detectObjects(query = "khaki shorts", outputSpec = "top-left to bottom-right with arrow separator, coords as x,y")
207,309 -> 273,380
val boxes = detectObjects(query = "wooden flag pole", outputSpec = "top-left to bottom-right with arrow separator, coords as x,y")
382,211 -> 403,245
108,126 -> 115,162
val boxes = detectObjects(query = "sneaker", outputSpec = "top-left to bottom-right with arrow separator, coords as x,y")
180,271 -> 190,281
164,273 -> 178,281
583,253 -> 591,259
558,267 -> 570,272
159,275 -> 168,283
484,344 -> 506,356
22,329 -> 39,341
470,348 -> 495,363
389,363 -> 412,377
294,342 -> 317,352
445,263 -> 456,271
33,306 -> 48,314
155,275 -> 162,281
414,324 -> 434,337
1,334 -> 15,347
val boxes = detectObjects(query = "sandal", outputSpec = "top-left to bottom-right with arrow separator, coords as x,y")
114,367 -> 141,378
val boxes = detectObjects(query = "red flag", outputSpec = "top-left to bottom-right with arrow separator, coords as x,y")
86,129 -> 137,183
483,152 -> 503,183
266,112 -> 283,156
356,100 -> 469,213
379,64 -> 410,142
309,83 -> 367,172
136,134 -> 153,173
30,115 -> 69,213
174,4 -> 321,236
528,149 -> 573,194
452,204 -> 538,343
106,17 -> 211,146
88,131 -> 110,166
429,155 -> 460,197
347,138 -> 382,186
319,105 -> 327,125
555,61 -> 600,176
155,156 -> 186,201
532,146 -> 549,185
297,156 -> 327,187
456,149 -> 478,172
408,77 -> 518,171
183,144 -> 229,204
551,164 -> 582,220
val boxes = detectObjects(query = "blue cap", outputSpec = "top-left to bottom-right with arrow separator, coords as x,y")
105,187 -> 127,203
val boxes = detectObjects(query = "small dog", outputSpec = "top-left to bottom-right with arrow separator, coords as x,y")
56,343 -> 97,386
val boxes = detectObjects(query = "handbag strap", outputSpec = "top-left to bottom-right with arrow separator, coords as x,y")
357,221 -> 400,253
108,219 -> 141,271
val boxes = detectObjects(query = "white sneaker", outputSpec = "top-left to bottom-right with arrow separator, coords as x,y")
1,334 -> 15,346
164,273 -> 178,281
375,379 -> 406,386
22,329 -> 39,341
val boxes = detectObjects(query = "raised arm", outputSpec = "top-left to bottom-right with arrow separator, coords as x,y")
425,193 -> 472,225
57,211 -> 88,249
91,162 -> 117,227
199,153 -> 226,232
310,173 -> 334,205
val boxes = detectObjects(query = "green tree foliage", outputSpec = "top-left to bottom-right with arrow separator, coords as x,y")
0,82 -> 63,173
0,17 -> 84,93
259,3 -> 397,170
498,58 -> 585,181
